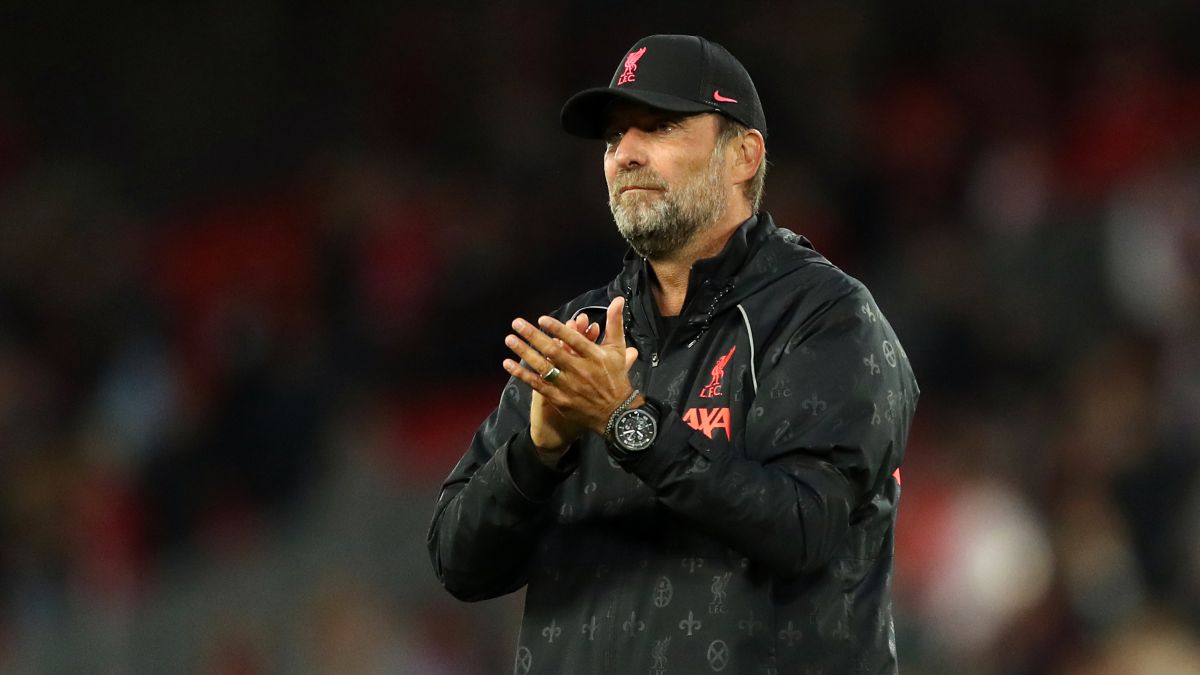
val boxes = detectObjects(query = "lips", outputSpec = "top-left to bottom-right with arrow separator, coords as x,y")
619,186 -> 661,194
612,171 -> 667,199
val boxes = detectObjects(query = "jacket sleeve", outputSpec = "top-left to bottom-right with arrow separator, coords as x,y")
619,283 -> 918,578
427,376 -> 578,601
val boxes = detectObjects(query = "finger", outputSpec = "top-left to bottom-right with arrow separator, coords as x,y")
624,346 -> 639,370
503,333 -> 556,376
502,359 -> 570,406
560,314 -> 589,356
512,318 -> 582,368
537,315 -> 600,358
554,337 -> 574,357
602,296 -> 627,349
587,322 -> 600,343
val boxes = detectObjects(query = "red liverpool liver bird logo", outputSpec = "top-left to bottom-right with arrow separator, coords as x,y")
617,47 -> 647,86
699,345 -> 737,398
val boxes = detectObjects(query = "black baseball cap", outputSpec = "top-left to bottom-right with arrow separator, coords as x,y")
561,34 -> 767,139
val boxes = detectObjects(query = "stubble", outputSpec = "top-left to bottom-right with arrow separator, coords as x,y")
608,144 -> 728,259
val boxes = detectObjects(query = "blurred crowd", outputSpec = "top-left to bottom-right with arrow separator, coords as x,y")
1,2 -> 1198,673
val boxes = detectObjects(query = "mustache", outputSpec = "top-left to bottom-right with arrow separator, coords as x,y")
609,170 -> 669,199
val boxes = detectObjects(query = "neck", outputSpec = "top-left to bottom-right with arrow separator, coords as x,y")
648,201 -> 752,316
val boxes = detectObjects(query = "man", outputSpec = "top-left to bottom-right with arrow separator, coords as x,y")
428,34 -> 918,674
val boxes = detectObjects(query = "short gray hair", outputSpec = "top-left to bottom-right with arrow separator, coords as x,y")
715,115 -> 768,212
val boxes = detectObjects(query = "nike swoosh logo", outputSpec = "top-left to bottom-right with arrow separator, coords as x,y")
713,90 -> 738,103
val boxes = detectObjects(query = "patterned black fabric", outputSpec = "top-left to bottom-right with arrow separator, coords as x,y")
429,214 -> 919,674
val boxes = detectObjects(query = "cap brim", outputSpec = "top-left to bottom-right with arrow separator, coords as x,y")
560,87 -> 716,139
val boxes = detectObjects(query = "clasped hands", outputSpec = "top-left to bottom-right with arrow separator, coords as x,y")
503,297 -> 639,464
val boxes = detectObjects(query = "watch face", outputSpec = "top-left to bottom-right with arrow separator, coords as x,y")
615,407 -> 658,452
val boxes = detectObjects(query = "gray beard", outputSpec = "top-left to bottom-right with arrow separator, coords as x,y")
608,151 -> 728,259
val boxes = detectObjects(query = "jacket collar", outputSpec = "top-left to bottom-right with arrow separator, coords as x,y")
615,213 -> 779,350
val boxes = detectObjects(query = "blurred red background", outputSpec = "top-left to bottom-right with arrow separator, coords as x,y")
1,2 -> 1198,673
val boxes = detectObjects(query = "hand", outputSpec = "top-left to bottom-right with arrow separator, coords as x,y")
503,297 -> 639,438
527,313 -> 599,463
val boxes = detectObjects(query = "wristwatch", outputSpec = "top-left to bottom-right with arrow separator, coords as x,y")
610,398 -> 660,454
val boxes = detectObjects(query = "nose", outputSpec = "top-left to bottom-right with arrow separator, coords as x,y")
610,127 -> 650,169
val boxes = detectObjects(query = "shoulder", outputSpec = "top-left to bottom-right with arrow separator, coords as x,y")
739,222 -> 900,365
754,226 -> 872,321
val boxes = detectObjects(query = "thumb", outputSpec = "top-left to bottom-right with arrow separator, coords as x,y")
602,296 -> 627,348
624,346 -> 639,370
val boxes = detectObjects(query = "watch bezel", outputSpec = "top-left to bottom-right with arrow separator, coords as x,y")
613,405 -> 658,453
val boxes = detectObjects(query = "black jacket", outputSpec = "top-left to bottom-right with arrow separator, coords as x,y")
429,214 -> 919,674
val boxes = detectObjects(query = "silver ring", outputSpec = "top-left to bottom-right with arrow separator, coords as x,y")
542,366 -> 562,383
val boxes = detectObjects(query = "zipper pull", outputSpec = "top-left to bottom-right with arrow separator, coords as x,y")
651,352 -> 660,367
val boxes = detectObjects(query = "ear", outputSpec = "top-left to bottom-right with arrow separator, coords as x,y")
730,129 -> 765,188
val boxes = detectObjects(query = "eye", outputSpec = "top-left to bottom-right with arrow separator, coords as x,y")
655,120 -> 677,133
604,130 -> 624,149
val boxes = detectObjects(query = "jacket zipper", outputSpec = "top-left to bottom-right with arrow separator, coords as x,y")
625,282 -> 663,373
